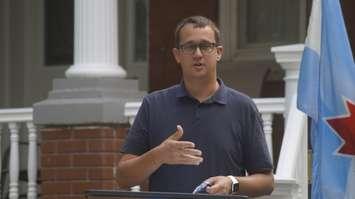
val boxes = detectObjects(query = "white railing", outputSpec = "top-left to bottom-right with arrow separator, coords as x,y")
0,108 -> 38,199
274,95 -> 308,199
0,96 -> 306,199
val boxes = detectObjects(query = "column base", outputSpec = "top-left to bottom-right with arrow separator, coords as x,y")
33,78 -> 146,125
65,64 -> 127,78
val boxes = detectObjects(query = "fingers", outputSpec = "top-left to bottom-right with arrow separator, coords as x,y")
183,148 -> 202,156
161,125 -> 204,165
168,125 -> 184,141
205,176 -> 231,194
179,154 -> 203,165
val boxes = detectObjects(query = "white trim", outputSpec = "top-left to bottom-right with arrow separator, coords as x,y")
0,108 -> 33,123
253,98 -> 285,114
124,0 -> 149,90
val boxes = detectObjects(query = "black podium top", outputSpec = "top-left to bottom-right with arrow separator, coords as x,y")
86,190 -> 248,199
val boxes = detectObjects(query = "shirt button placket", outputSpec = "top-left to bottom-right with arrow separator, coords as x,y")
195,103 -> 201,120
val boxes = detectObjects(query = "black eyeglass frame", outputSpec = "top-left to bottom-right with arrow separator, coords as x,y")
178,42 -> 221,55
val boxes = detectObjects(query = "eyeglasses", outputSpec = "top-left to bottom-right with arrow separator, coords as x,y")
178,42 -> 218,55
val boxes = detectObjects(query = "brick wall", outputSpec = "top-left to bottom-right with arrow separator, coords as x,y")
40,125 -> 129,199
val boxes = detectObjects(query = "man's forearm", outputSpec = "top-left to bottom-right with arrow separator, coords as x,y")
117,147 -> 163,189
237,172 -> 274,197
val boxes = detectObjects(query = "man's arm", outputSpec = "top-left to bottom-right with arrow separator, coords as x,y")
117,125 -> 203,189
205,171 -> 274,197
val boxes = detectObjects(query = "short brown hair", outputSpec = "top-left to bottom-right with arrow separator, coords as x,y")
174,16 -> 221,47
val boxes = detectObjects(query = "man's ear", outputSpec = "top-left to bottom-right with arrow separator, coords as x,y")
216,46 -> 223,61
172,48 -> 181,64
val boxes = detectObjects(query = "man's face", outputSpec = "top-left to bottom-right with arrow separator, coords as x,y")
173,24 -> 223,81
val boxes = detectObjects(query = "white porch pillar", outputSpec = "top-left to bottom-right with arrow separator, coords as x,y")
65,0 -> 126,78
271,44 -> 304,118
34,0 -> 145,125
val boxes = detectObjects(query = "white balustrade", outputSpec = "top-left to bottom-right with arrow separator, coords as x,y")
8,122 -> 20,199
0,108 -> 37,199
254,98 -> 285,162
26,122 -> 37,199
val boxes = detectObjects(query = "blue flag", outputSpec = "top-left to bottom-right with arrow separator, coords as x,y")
297,0 -> 355,198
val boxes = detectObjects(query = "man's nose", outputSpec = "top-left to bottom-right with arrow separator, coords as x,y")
193,46 -> 203,56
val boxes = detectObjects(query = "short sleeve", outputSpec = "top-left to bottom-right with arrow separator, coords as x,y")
242,102 -> 273,174
120,97 -> 150,155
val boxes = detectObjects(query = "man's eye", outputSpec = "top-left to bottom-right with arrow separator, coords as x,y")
185,45 -> 196,50
200,45 -> 210,49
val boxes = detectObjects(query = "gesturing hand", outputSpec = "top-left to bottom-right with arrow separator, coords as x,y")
156,125 -> 203,165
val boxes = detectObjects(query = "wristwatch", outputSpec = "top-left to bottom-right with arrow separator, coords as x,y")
227,175 -> 239,193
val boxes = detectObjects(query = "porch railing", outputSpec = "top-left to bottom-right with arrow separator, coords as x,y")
0,108 -> 38,199
0,97 -> 306,199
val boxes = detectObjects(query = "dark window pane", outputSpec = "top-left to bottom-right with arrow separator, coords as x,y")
45,0 -> 74,66
239,0 -> 300,47
133,0 -> 148,62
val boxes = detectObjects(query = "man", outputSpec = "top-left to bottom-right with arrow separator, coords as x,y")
117,16 -> 274,197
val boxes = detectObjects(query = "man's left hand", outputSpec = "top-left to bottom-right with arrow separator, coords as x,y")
204,176 -> 232,194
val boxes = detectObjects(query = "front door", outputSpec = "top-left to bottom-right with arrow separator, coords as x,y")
149,0 -> 218,92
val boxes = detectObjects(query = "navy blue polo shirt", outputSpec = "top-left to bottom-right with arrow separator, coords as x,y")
121,79 -> 273,193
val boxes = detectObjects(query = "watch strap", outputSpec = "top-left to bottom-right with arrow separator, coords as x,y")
227,175 -> 239,193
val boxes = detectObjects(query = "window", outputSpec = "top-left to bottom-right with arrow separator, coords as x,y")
219,0 -> 307,61
239,0 -> 301,47
122,0 -> 149,90
44,0 -> 74,66
133,0 -> 148,62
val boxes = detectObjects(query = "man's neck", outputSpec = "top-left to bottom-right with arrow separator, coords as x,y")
183,77 -> 219,102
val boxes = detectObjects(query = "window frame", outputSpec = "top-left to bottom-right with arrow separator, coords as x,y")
219,0 -> 307,62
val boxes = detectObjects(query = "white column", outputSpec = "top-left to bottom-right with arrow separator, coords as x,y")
8,122 -> 19,199
26,122 -> 37,199
271,44 -> 304,119
65,0 -> 126,78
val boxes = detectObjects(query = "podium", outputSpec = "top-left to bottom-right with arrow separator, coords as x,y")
86,190 -> 248,199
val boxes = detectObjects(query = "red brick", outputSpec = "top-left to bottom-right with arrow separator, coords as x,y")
56,168 -> 88,180
73,154 -> 116,167
71,181 -> 102,194
88,139 -> 121,152
72,127 -> 115,139
101,180 -> 119,189
88,168 -> 115,180
41,196 -> 58,199
41,168 -> 57,181
42,182 -> 71,195
57,140 -> 87,153
116,126 -> 130,139
42,128 -> 72,140
41,141 -> 58,154
58,195 -> 85,199
42,154 -> 72,167
71,181 -> 118,194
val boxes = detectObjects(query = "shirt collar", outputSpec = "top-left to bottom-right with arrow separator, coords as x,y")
175,78 -> 227,105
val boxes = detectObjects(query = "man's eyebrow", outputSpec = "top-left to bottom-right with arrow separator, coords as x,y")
181,40 -> 214,46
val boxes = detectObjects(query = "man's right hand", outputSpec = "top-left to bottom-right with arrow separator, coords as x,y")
155,125 -> 203,165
